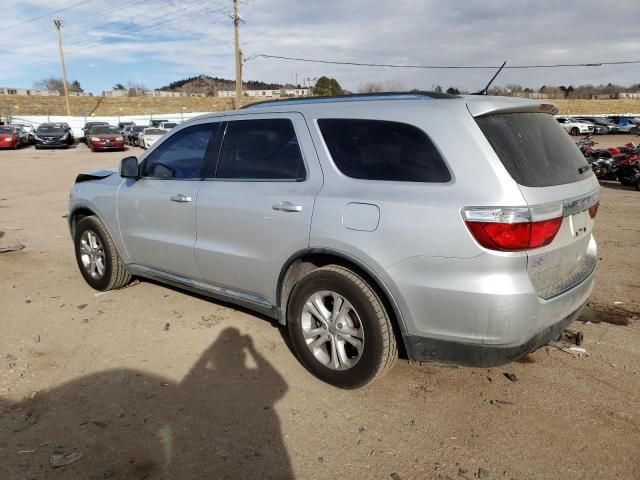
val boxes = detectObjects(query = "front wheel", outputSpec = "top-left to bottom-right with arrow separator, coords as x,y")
74,216 -> 132,291
630,126 -> 639,135
570,127 -> 580,136
287,265 -> 397,388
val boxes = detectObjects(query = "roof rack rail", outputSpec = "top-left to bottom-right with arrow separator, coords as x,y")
240,90 -> 460,109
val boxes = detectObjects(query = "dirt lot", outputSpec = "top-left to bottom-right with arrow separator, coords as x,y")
1,135 -> 639,479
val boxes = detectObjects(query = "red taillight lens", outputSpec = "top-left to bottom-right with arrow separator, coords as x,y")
588,201 -> 599,219
465,218 -> 562,251
529,218 -> 563,248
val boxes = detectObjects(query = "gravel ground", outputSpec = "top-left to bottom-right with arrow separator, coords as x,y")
0,136 -> 639,479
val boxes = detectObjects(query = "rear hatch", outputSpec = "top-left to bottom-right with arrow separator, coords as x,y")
470,102 -> 599,299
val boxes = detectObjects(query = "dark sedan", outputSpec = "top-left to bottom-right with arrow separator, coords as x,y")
576,117 -> 617,134
34,124 -> 71,149
127,125 -> 147,146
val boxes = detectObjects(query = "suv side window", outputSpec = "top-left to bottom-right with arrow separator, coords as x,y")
317,119 -> 451,182
142,123 -> 218,179
216,119 -> 306,180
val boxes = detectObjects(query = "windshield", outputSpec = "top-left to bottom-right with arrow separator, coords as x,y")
476,112 -> 593,187
37,125 -> 65,134
144,128 -> 166,135
162,123 -> 177,128
0,127 -> 12,133
132,126 -> 146,132
91,126 -> 119,135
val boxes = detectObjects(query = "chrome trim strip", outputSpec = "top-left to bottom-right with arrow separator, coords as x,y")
536,254 -> 597,300
461,188 -> 600,223
127,264 -> 273,308
562,189 -> 599,217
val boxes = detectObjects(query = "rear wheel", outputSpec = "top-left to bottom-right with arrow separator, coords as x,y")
287,265 -> 397,388
74,216 -> 132,291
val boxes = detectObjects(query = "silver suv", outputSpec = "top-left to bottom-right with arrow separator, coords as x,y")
69,93 -> 599,388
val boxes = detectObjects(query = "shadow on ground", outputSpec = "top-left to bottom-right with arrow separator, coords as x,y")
0,328 -> 292,479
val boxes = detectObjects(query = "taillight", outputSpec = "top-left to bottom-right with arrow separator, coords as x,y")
588,201 -> 599,219
463,205 -> 563,252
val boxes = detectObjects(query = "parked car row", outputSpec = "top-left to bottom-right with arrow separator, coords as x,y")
556,115 -> 640,135
123,124 -> 172,149
0,119 -> 178,151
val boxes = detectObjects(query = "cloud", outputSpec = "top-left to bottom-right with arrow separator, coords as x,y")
1,0 -> 638,93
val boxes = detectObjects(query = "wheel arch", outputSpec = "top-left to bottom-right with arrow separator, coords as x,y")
276,248 -> 408,353
69,205 -> 98,236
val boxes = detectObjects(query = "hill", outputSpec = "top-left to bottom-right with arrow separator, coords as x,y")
159,75 -> 287,95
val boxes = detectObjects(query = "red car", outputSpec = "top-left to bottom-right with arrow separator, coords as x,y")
88,125 -> 125,152
0,125 -> 22,149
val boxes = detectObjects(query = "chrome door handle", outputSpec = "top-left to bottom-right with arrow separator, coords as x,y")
170,194 -> 192,203
272,201 -> 302,212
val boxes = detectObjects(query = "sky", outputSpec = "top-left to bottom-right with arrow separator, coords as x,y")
1,0 -> 638,94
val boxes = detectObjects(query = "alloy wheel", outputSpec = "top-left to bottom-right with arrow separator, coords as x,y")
301,290 -> 364,371
79,230 -> 106,280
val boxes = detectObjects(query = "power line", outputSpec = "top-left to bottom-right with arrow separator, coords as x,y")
247,54 -> 640,70
1,0 -> 96,30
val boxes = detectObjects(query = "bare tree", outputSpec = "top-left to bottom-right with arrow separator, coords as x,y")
33,76 -> 82,95
126,81 -> 148,97
358,80 -> 407,94
358,82 -> 385,93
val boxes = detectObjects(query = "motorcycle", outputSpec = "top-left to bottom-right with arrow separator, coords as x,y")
616,160 -> 640,190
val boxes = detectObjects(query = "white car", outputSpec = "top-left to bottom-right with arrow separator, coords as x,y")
140,128 -> 167,149
556,117 -> 594,135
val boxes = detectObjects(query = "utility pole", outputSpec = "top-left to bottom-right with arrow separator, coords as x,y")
233,0 -> 242,108
54,18 -> 71,116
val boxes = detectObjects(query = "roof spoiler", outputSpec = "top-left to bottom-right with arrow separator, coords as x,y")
467,99 -> 559,117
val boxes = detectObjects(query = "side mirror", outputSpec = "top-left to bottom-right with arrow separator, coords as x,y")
120,156 -> 140,179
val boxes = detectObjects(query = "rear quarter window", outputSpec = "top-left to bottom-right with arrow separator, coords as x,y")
317,119 -> 451,182
476,112 -> 593,187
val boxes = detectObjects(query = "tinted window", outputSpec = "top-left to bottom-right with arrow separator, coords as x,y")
142,123 -> 217,179
216,119 -> 305,180
317,119 -> 451,182
476,112 -> 593,187
37,125 -> 65,134
0,127 -> 13,133
91,126 -> 119,135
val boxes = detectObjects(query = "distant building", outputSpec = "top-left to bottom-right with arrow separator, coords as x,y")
218,88 -> 311,98
102,90 -> 205,97
0,87 -> 60,96
616,92 -> 640,99
591,92 -> 640,100
522,92 -> 556,99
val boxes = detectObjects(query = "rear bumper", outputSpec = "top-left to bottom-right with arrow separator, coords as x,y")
403,303 -> 584,366
387,236 -> 596,365
35,142 -> 68,148
90,142 -> 125,150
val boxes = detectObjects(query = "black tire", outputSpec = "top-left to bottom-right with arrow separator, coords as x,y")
630,126 -> 639,135
570,127 -> 580,136
287,265 -> 397,388
74,216 -> 132,291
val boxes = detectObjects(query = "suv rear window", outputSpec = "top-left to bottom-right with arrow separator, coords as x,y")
476,112 -> 593,187
318,119 -> 450,182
